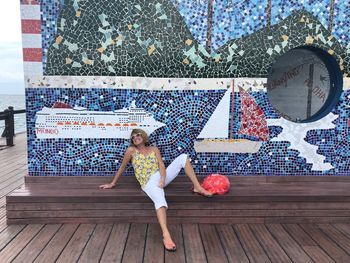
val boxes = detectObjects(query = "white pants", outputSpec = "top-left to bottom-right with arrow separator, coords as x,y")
142,153 -> 188,210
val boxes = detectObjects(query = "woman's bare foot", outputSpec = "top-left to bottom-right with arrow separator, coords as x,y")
163,233 -> 176,251
192,186 -> 213,197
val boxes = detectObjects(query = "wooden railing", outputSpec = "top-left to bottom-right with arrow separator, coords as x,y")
0,106 -> 26,147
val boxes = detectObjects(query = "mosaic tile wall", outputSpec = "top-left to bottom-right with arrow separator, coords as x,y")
20,0 -> 350,176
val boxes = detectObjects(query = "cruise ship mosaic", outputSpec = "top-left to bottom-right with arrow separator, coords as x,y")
35,100 -> 165,139
20,0 -> 350,177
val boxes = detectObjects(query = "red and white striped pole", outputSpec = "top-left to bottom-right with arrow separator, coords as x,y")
20,0 -> 43,75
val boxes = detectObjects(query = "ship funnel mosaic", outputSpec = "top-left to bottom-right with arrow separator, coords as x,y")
22,0 -> 350,176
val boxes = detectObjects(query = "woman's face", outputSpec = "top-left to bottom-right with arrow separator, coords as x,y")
131,133 -> 144,146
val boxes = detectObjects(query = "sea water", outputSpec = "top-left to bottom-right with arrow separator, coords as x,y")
0,94 -> 26,134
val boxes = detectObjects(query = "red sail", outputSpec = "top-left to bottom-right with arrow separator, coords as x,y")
238,87 -> 269,141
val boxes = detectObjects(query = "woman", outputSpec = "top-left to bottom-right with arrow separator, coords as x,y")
99,129 -> 213,252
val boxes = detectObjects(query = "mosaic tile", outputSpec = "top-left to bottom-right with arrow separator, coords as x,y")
43,1 -> 348,77
19,0 -> 350,176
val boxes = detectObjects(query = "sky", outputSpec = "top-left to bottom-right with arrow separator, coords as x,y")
0,0 -> 24,95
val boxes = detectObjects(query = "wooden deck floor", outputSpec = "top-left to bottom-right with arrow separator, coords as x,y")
0,133 -> 350,262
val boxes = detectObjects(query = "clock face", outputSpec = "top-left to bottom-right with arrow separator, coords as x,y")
267,48 -> 332,122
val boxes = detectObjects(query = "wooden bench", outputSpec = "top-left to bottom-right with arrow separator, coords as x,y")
6,176 -> 350,224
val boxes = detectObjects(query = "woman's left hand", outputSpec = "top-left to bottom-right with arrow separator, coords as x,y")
158,177 -> 165,188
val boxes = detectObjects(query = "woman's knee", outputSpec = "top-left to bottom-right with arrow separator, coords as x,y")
178,153 -> 188,168
153,196 -> 168,210
156,204 -> 168,211
144,187 -> 167,209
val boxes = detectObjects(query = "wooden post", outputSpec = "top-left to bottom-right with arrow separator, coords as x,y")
4,106 -> 15,146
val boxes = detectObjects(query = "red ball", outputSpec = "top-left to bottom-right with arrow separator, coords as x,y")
201,174 -> 230,195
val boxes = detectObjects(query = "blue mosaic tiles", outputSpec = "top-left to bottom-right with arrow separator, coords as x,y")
22,0 -> 350,177
40,0 -> 62,70
42,0 -> 349,77
169,0 -> 349,50
25,88 -> 350,176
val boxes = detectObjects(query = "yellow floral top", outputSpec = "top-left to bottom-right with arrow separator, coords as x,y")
131,150 -> 159,187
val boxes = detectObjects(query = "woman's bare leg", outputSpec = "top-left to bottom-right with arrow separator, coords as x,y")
156,207 -> 175,247
184,158 -> 212,195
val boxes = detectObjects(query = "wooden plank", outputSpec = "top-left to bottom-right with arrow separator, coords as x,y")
24,176 -> 265,184
8,193 -> 350,204
0,168 -> 26,179
13,181 -> 350,195
8,209 -> 350,219
282,224 -> 317,246
302,246 -> 335,263
7,209 -> 350,219
9,185 -> 350,198
0,207 -> 6,218
233,224 -> 271,263
7,201 -> 350,211
264,216 -> 350,224
1,177 -> 25,198
199,224 -> 228,263
121,223 -> 147,263
0,224 -> 26,251
6,216 -> 263,225
300,224 -> 350,262
216,225 -> 249,263
317,224 -> 350,255
100,223 -> 130,262
182,224 -> 207,263
266,224 -> 312,263
78,224 -> 113,263
7,215 -> 350,225
0,173 -> 25,193
250,224 -> 291,263
23,175 -> 350,184
12,224 -> 61,263
143,224 -> 164,263
0,167 -> 27,188
56,224 -> 95,263
165,224 -> 186,263
0,197 -> 6,207
0,224 -> 43,262
34,224 -> 79,263
333,223 -> 350,237
265,176 -> 350,183
0,216 -> 7,233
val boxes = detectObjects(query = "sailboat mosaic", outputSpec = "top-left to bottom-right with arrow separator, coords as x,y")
194,81 -> 268,154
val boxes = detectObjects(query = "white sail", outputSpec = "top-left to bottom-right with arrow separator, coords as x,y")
197,89 -> 231,139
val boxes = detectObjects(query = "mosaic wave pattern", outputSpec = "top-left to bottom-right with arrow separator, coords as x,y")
26,88 -> 350,176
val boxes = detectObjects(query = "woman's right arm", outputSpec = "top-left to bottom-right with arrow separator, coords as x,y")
99,147 -> 134,189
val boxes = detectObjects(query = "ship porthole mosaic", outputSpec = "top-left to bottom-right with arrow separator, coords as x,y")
267,46 -> 343,123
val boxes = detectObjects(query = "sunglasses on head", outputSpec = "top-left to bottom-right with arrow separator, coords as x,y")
131,133 -> 142,140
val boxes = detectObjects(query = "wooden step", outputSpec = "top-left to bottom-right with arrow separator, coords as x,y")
6,176 -> 350,224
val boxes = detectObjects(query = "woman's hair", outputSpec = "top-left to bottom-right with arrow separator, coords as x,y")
130,129 -> 151,146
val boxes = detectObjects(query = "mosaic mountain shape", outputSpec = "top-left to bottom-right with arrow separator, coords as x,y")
45,0 -> 201,77
217,9 -> 348,77
46,1 -> 347,78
